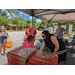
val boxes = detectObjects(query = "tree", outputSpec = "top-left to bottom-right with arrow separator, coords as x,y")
6,9 -> 19,19
0,16 -> 8,26
0,9 -> 2,16
2,10 -> 8,18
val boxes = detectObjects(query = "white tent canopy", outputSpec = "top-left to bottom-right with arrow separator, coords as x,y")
19,9 -> 75,23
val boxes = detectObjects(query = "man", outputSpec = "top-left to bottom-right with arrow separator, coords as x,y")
54,23 -> 67,41
27,23 -> 37,41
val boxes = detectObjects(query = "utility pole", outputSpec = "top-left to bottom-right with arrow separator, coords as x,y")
31,9 -> 34,36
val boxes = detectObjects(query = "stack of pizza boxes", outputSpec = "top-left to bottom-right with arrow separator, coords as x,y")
27,50 -> 58,65
7,46 -> 37,65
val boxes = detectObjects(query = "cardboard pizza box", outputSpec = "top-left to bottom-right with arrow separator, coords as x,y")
7,46 -> 37,65
7,54 -> 26,63
27,62 -> 33,65
28,50 -> 58,65
8,60 -> 26,65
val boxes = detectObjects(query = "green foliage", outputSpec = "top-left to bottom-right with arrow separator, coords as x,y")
6,9 -> 19,19
2,10 -> 8,18
1,9 -> 75,32
0,16 -> 8,26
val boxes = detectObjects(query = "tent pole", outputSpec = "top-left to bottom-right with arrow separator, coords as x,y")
22,12 -> 24,30
32,16 -> 33,36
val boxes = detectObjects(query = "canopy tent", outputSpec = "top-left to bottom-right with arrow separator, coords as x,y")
19,9 -> 75,36
19,9 -> 75,23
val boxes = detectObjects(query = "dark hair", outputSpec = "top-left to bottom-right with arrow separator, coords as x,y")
42,30 -> 50,41
27,35 -> 33,42
58,23 -> 61,25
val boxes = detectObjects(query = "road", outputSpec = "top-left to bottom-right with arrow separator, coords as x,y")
8,31 -> 42,43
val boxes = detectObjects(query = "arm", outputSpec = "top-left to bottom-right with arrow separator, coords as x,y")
4,32 -> 9,37
61,30 -> 67,35
63,30 -> 67,35
24,36 -> 27,41
4,35 -> 9,37
26,29 -> 30,34
51,36 -> 59,52
34,29 -> 37,41
61,27 -> 67,35
40,41 -> 45,51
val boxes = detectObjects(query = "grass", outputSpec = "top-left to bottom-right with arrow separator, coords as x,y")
6,30 -> 75,37
51,31 -> 75,36
6,30 -> 25,32
65,31 -> 75,36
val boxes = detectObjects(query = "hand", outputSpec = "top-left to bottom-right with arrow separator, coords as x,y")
54,50 -> 57,52
61,34 -> 64,36
4,34 -> 7,37
53,52 -> 55,53
0,33 -> 2,37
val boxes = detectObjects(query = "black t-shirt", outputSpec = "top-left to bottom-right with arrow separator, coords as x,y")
44,34 -> 66,53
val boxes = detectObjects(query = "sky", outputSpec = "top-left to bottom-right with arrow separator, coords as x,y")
2,9 -> 42,23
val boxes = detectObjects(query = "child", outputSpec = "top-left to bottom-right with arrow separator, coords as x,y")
0,26 -> 9,57
24,31 -> 29,42
22,31 -> 29,45
23,35 -> 34,48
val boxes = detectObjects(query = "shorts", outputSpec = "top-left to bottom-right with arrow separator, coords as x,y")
0,38 -> 7,44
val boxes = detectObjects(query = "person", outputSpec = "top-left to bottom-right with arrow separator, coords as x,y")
23,35 -> 34,48
27,23 -> 37,42
22,31 -> 29,45
24,31 -> 29,42
0,26 -> 9,57
54,23 -> 67,41
40,30 -> 67,63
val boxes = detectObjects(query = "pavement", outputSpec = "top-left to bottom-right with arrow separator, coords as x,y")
0,31 -> 75,65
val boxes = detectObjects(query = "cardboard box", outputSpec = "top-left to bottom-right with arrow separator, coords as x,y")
8,59 -> 26,65
27,62 -> 33,65
28,50 -> 58,65
7,46 -> 37,65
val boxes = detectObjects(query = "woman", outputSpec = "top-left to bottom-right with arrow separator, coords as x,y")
40,30 -> 67,63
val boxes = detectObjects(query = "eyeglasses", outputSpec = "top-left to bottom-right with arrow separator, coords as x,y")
42,35 -> 45,37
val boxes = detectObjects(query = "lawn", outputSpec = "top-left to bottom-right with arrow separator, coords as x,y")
6,30 -> 25,32
65,31 -> 75,36
6,30 -> 75,37
51,31 -> 75,36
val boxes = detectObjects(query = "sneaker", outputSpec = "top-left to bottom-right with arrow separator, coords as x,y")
3,53 -> 7,56
0,54 -> 1,57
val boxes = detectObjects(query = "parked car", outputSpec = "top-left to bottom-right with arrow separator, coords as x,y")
44,28 -> 49,31
39,28 -> 43,31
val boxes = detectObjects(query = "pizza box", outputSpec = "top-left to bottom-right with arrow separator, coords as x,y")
28,50 -> 58,65
7,46 -> 37,65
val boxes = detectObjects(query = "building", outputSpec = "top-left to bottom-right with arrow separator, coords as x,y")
6,24 -> 17,30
